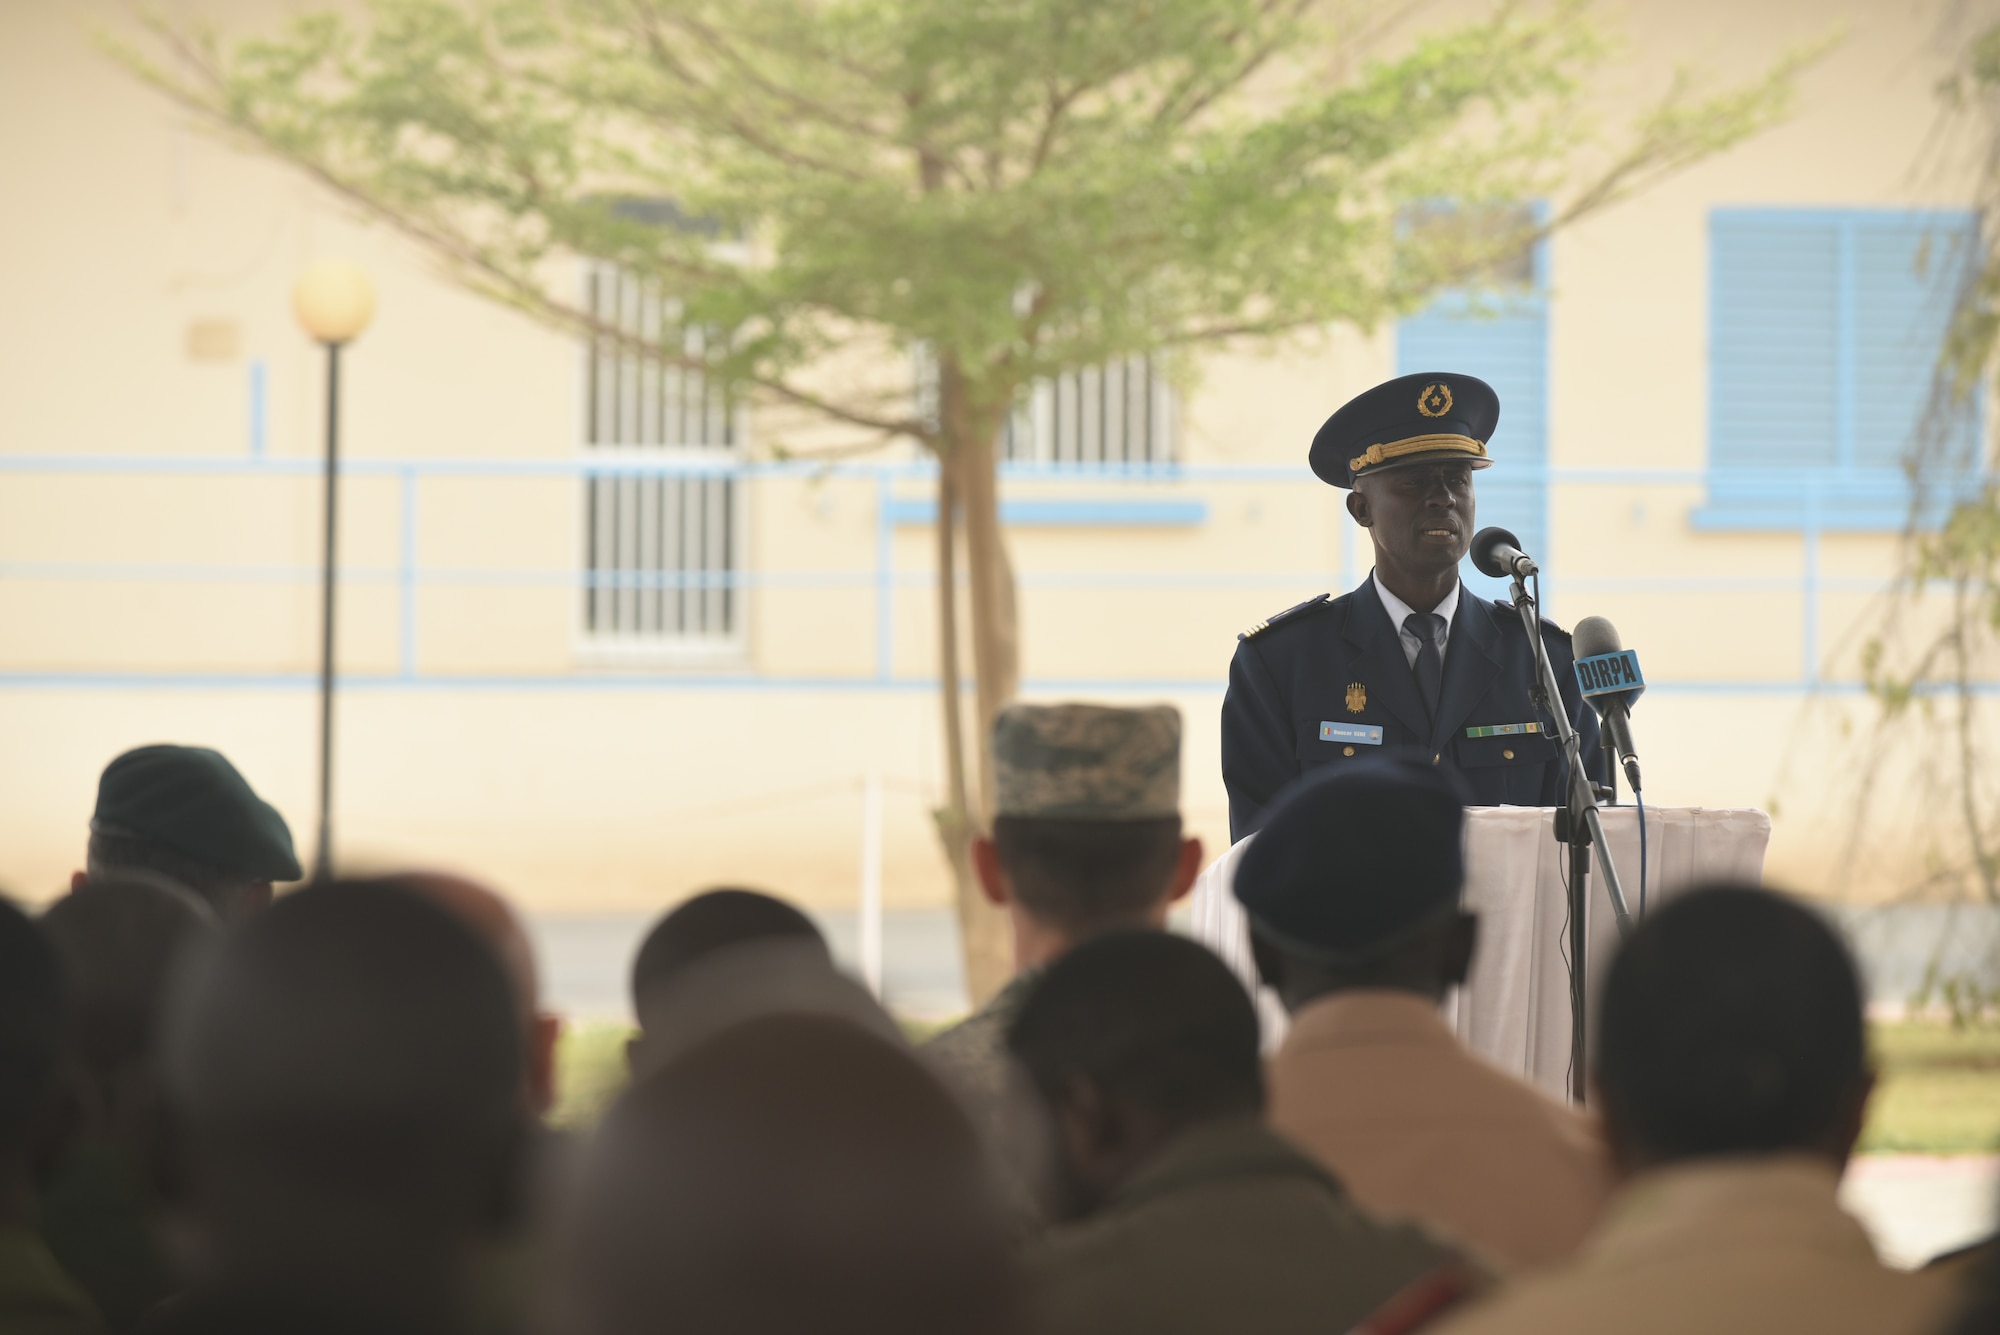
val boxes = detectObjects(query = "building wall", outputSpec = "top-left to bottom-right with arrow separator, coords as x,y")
0,0 -> 1987,913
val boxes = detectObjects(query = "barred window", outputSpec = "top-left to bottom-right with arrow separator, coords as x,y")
582,262 -> 742,645
1002,356 -> 1177,465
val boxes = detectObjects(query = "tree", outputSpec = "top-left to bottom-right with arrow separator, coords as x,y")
118,0 -> 1803,1003
1841,17 -> 2000,1021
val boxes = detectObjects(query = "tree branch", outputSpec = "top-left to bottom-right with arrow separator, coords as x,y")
624,7 -> 883,183
1148,0 -> 1309,131
652,8 -> 898,147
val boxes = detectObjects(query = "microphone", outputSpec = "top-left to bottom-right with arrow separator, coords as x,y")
1470,527 -> 1538,580
1571,615 -> 1645,793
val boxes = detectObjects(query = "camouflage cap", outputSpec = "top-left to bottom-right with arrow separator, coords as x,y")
993,703 -> 1181,821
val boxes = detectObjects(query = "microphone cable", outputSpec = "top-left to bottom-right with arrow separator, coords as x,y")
1536,569 -> 1583,1096
1635,783 -> 1648,919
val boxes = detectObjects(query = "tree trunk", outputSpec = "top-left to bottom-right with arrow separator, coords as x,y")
934,360 -> 1018,1006
930,454 -> 1005,1003
946,389 -> 1020,798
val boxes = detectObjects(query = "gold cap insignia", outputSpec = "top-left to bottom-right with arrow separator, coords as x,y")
1348,434 -> 1489,475
1417,383 -> 1453,418
1345,682 -> 1367,714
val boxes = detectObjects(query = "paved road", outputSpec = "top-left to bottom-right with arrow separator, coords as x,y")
1845,1155 -> 1997,1268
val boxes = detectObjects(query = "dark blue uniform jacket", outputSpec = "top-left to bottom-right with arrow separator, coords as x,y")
1223,577 -> 1603,841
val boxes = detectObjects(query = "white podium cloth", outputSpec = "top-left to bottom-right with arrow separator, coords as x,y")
1187,805 -> 1772,1101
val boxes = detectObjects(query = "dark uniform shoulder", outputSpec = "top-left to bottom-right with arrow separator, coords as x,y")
1490,597 -> 1571,640
1239,593 -> 1332,642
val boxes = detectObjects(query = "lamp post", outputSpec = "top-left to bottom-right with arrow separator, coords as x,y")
292,262 -> 376,883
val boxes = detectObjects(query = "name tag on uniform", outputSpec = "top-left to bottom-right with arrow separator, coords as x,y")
1320,722 -> 1384,745
1464,722 -> 1543,739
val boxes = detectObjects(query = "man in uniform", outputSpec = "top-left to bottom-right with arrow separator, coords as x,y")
1011,931 -> 1477,1335
1237,758 -> 1610,1274
1430,885 -> 1953,1335
1222,372 -> 1600,839
921,703 -> 1203,1209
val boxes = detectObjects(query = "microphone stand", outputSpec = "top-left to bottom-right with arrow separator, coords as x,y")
1504,568 -> 1635,1103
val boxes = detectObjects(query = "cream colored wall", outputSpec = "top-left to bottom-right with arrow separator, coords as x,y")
0,0 -> 1986,914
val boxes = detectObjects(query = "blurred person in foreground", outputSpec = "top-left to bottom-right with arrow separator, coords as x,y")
398,871 -> 576,1335
73,747 -> 298,922
401,872 -> 562,1119
562,1012 -> 1019,1335
1939,1241 -> 2000,1335
626,886 -> 898,1079
151,878 -> 529,1335
1928,1194 -> 2000,1332
1238,757 -> 1609,1272
37,880 -> 217,1332
0,897 -> 102,1335
923,703 -> 1203,1136
1431,885 -> 1953,1335
1009,930 -> 1477,1335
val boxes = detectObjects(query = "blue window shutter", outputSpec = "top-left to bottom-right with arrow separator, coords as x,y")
1851,217 -> 1977,469
1710,215 -> 1841,468
1397,296 -> 1548,599
1702,209 -> 1980,529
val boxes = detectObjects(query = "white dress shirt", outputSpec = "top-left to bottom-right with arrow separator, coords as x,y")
1371,573 -> 1460,670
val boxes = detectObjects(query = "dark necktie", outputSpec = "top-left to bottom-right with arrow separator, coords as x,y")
1405,611 -> 1446,726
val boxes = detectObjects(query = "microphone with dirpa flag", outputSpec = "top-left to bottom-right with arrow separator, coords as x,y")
1571,616 -> 1645,794
1474,526 -> 1637,1104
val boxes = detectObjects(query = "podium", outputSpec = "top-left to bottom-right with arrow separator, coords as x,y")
1187,805 -> 1772,1102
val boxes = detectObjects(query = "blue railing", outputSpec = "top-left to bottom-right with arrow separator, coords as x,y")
0,453 -> 1977,695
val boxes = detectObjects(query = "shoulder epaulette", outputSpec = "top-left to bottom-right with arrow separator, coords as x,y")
1240,593 -> 1330,641
1491,598 -> 1571,638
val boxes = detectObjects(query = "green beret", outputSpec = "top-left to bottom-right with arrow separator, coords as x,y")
993,703 -> 1181,821
91,745 -> 301,882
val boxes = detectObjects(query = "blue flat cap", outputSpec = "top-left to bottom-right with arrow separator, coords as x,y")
1309,372 -> 1499,489
92,745 -> 301,882
1233,754 -> 1466,963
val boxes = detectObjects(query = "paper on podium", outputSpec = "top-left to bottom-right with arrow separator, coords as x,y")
1186,805 -> 1772,1101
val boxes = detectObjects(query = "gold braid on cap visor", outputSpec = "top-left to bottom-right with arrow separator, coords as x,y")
1349,434 -> 1490,474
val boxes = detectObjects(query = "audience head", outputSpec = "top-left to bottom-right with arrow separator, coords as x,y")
162,877 -> 524,1305
630,886 -> 826,1012
1594,883 -> 1870,1174
400,870 -> 562,1117
82,744 -> 299,920
568,1014 -> 1019,1335
0,897 -> 69,1216
978,704 -> 1202,958
627,888 -> 898,1078
1236,756 -> 1473,1009
1006,931 -> 1261,1221
40,877 -> 217,1140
